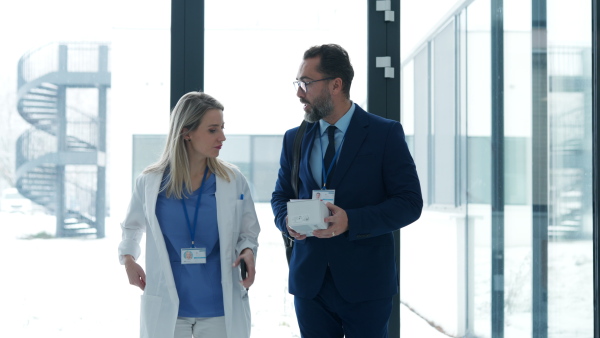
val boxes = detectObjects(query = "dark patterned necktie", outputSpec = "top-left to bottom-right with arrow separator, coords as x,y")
323,126 -> 337,185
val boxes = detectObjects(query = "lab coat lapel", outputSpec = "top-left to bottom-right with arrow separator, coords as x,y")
214,174 -> 235,335
145,173 -> 178,303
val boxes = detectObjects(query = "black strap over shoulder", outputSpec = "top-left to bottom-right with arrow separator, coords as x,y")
291,120 -> 308,198
282,120 -> 308,265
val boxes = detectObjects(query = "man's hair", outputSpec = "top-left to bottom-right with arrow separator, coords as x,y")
303,44 -> 354,99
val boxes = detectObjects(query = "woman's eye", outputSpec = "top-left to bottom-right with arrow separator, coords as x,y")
209,129 -> 216,133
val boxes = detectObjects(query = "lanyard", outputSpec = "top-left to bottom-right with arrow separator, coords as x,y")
319,126 -> 346,189
180,166 -> 209,248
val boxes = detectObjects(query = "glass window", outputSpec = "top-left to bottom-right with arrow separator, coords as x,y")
401,0 -> 594,336
0,0 -> 170,336
413,47 -> 430,205
546,0 -> 594,335
402,60 -> 415,152
502,1 -> 533,336
204,0 -> 368,135
204,1 -> 367,336
432,20 -> 457,206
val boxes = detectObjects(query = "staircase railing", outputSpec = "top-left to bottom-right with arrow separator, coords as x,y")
15,42 -> 110,238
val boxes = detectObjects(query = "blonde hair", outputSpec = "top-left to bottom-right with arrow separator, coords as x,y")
144,91 -> 235,198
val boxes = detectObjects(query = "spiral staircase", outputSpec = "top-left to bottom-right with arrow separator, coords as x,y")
16,43 -> 110,238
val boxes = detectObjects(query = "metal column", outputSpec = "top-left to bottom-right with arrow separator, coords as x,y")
532,0 -> 548,336
95,45 -> 109,239
490,0 -> 505,336
171,0 -> 205,110
55,45 -> 68,238
592,0 -> 600,336
368,0 -> 401,336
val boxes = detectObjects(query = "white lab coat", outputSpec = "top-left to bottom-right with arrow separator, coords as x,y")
118,165 -> 260,338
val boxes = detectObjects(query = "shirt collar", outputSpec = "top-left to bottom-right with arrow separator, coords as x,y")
319,102 -> 355,135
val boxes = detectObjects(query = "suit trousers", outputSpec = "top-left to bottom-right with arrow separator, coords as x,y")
174,316 -> 227,338
294,268 -> 393,338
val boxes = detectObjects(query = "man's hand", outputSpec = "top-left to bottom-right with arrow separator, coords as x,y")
286,216 -> 307,241
313,202 -> 348,238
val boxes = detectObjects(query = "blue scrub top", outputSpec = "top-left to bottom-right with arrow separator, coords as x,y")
156,173 -> 224,318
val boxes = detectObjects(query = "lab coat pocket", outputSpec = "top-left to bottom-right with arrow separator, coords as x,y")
140,294 -> 162,337
234,199 -> 244,231
239,282 -> 249,298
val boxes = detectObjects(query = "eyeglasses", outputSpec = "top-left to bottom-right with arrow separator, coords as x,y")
293,77 -> 335,93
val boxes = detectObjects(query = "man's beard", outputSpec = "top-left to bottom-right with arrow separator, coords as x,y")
303,89 -> 334,123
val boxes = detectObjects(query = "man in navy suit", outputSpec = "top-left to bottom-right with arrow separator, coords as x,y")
271,44 -> 423,338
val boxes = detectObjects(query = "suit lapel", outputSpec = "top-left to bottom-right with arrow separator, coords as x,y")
297,106 -> 370,192
330,107 -> 369,188
300,122 -> 320,190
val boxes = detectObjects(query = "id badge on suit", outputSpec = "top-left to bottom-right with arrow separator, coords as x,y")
312,189 -> 335,205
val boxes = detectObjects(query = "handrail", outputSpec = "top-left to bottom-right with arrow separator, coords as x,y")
18,42 -> 110,89
15,41 -> 110,237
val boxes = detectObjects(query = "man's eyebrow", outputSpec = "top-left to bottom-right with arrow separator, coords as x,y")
297,76 -> 313,81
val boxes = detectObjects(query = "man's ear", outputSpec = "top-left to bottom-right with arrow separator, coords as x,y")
331,78 -> 343,96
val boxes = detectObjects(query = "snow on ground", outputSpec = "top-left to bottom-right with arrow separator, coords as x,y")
0,204 -> 447,338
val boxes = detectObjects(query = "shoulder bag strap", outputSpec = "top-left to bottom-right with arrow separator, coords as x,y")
291,120 -> 308,199
283,120 -> 308,265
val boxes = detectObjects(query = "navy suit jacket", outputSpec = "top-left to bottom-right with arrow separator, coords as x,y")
271,104 -> 422,303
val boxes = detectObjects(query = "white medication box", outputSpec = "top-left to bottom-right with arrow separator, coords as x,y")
287,199 -> 330,236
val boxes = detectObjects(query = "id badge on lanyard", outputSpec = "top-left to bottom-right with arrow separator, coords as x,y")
181,248 -> 206,264
180,166 -> 209,265
312,189 -> 335,205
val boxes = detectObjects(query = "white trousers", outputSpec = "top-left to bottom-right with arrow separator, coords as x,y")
174,316 -> 227,338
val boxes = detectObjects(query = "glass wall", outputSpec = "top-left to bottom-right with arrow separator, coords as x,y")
1,1 -> 367,336
203,0 -> 367,336
400,0 -> 594,337
204,0 -> 368,135
466,1 -> 493,335
1,0 -> 594,337
0,0 -> 170,336
546,0 -> 594,335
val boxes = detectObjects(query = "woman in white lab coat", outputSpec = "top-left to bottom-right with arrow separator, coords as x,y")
118,92 -> 260,338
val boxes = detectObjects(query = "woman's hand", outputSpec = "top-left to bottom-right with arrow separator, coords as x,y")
124,255 -> 146,291
233,248 -> 255,290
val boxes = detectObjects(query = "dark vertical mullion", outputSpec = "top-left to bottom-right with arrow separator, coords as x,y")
368,1 -> 388,116
170,0 -> 184,110
389,1 -> 401,336
184,0 -> 204,94
171,0 -> 204,110
532,0 -> 548,337
592,0 -> 600,336
490,0 -> 505,337
386,1 -> 401,122
368,1 -> 401,336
